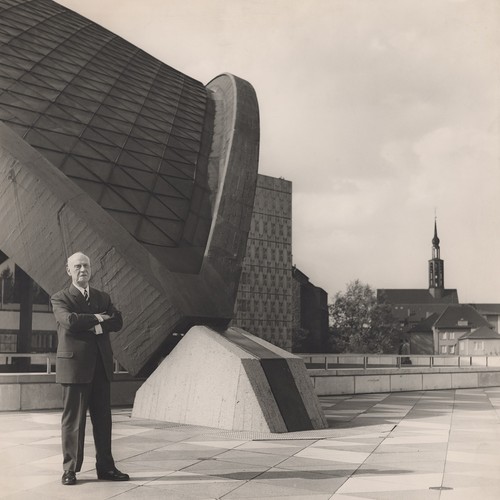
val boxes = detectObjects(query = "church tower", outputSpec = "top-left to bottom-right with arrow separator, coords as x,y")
429,219 -> 444,298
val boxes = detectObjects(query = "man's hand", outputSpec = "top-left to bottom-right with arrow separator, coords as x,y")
98,314 -> 112,321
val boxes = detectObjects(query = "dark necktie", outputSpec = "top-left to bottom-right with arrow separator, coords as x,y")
84,289 -> 90,307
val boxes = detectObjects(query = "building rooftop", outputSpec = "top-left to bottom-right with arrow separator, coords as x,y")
470,304 -> 500,315
460,325 -> 500,340
378,288 -> 459,304
408,312 -> 440,333
434,304 -> 491,329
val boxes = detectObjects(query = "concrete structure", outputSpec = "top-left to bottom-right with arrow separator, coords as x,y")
0,0 -> 326,432
133,325 -> 327,432
0,0 -> 259,377
1,171 -> 325,357
0,372 -> 142,411
4,359 -> 500,409
309,365 -> 500,396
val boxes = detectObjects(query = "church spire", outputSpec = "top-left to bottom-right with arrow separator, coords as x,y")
432,219 -> 440,259
429,217 -> 444,295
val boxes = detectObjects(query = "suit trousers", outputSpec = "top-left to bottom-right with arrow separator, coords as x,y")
61,353 -> 115,473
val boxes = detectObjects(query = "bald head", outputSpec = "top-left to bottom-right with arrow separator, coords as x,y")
66,252 -> 91,287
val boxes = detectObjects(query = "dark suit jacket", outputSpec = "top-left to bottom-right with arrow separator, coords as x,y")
51,284 -> 123,384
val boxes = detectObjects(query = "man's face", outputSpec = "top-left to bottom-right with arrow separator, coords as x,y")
66,254 -> 91,288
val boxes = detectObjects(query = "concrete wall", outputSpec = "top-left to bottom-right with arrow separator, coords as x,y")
0,374 -> 144,411
309,367 -> 500,396
4,365 -> 500,412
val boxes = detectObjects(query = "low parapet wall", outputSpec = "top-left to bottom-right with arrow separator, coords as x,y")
3,366 -> 500,412
309,367 -> 500,396
0,373 -> 144,411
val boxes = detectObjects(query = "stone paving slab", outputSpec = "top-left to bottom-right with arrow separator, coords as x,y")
1,388 -> 500,498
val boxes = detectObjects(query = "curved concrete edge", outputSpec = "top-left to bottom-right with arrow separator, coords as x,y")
202,73 -> 260,304
133,325 -> 327,432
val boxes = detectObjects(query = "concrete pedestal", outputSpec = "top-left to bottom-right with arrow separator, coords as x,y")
132,326 -> 327,433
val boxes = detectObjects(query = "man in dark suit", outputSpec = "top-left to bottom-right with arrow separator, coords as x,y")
51,251 -> 129,486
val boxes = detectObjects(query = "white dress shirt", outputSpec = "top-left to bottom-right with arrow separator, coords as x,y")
73,284 -> 103,335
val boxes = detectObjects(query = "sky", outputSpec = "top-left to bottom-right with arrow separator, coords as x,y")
55,0 -> 500,303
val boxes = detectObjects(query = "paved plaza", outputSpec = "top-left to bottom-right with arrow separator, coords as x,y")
1,387 -> 499,499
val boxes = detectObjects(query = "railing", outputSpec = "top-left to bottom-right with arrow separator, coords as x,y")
0,353 -> 128,375
300,354 -> 500,370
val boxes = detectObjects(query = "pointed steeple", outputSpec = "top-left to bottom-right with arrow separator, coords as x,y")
432,219 -> 440,259
429,217 -> 444,296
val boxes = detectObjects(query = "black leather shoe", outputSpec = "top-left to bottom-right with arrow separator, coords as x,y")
61,470 -> 76,485
97,468 -> 130,481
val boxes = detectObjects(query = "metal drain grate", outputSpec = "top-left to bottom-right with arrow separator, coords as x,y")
208,423 -> 395,441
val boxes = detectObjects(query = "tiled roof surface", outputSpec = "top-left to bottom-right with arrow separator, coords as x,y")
378,288 -> 459,304
459,325 -> 500,340
0,0 -> 210,258
469,304 -> 500,314
434,304 -> 491,329
408,312 -> 440,333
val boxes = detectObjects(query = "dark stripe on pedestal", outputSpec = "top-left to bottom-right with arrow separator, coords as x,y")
220,329 -> 313,431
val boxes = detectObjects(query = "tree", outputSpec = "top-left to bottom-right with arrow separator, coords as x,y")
328,280 -> 400,353
292,326 -> 311,353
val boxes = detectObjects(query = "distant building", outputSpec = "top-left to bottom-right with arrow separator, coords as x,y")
232,175 -> 293,350
232,175 -> 329,352
378,220 -> 459,329
458,326 -> 500,356
405,304 -> 492,355
379,220 -> 500,355
468,304 -> 500,332
431,304 -> 491,355
291,266 -> 329,352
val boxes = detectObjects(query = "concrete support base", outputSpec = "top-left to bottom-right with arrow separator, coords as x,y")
132,326 -> 327,433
